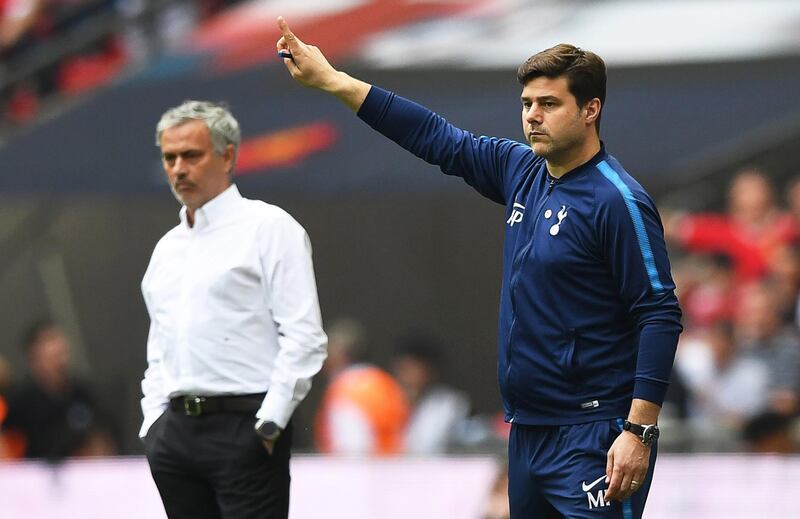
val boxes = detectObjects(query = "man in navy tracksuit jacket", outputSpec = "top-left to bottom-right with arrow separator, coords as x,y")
278,17 -> 682,519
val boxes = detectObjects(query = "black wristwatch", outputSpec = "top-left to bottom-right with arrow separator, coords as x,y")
623,420 -> 659,446
255,419 -> 282,442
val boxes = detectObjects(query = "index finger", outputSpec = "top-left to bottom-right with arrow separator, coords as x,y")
277,16 -> 301,50
604,466 -> 623,501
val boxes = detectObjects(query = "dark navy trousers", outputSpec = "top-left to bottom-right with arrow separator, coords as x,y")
508,418 -> 658,519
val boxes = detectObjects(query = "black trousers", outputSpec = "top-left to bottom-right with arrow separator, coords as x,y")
144,408 -> 292,519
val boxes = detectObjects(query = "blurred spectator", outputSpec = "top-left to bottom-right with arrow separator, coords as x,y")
0,0 -> 44,50
674,253 -> 736,328
666,168 -> 798,283
767,240 -> 800,326
0,352 -> 12,392
735,281 -> 800,416
786,176 -> 800,226
2,318 -> 117,461
391,332 -> 469,455
741,411 -> 797,454
661,367 -> 690,423
318,317 -> 366,381
0,400 -> 7,458
674,320 -> 766,441
117,0 -> 199,61
315,318 -> 409,456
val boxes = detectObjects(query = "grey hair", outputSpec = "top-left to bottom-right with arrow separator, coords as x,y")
155,100 -> 241,173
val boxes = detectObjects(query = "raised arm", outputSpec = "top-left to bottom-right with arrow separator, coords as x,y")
276,17 -> 532,205
276,17 -> 370,112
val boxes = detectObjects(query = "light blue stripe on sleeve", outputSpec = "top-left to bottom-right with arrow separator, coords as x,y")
597,161 -> 664,293
623,498 -> 634,519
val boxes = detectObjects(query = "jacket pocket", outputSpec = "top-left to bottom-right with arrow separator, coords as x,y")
560,328 -> 580,381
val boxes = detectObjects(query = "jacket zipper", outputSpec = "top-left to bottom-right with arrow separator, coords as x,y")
504,176 -> 558,419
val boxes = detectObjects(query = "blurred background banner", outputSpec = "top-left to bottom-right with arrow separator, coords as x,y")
1,455 -> 799,519
4,60 -> 800,196
2,1 -> 800,517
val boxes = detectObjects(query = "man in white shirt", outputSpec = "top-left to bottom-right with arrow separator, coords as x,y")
140,100 -> 327,519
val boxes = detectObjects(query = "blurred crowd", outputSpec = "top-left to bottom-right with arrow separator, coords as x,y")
0,316 -> 510,463
1,0 -> 123,124
314,318 -> 505,458
0,0 -> 242,125
664,168 -> 800,453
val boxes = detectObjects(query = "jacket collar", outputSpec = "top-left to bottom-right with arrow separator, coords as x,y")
546,142 -> 608,183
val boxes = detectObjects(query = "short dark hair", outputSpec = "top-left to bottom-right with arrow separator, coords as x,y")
517,44 -> 607,132
394,332 -> 444,373
742,411 -> 791,444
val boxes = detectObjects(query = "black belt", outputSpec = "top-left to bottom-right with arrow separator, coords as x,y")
169,393 -> 266,416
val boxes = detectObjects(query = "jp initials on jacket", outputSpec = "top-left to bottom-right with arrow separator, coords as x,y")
507,202 -> 525,227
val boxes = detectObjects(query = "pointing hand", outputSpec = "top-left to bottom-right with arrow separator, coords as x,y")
276,16 -> 338,90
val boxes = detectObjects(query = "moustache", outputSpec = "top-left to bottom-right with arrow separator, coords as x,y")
174,181 -> 195,191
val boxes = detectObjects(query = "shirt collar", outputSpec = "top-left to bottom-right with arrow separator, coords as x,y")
178,184 -> 242,230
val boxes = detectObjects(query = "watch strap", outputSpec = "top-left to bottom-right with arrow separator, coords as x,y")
623,420 -> 646,436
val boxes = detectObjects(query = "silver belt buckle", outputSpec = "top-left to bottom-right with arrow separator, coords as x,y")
183,396 -> 206,416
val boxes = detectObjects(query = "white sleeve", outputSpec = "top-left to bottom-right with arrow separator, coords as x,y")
256,213 -> 328,428
139,261 -> 169,438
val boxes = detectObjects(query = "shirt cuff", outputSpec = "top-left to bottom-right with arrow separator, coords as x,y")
632,377 -> 669,407
256,391 -> 295,429
356,86 -> 392,127
139,406 -> 167,438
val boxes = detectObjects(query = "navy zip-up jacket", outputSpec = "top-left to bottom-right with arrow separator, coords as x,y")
358,87 -> 683,425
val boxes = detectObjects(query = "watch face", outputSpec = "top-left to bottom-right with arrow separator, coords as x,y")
257,421 -> 281,441
642,425 -> 659,444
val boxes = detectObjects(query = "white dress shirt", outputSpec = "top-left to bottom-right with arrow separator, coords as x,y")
139,185 -> 327,437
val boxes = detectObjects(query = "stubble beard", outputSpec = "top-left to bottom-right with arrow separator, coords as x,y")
531,137 -> 573,162
531,126 -> 584,163
169,184 -> 186,206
